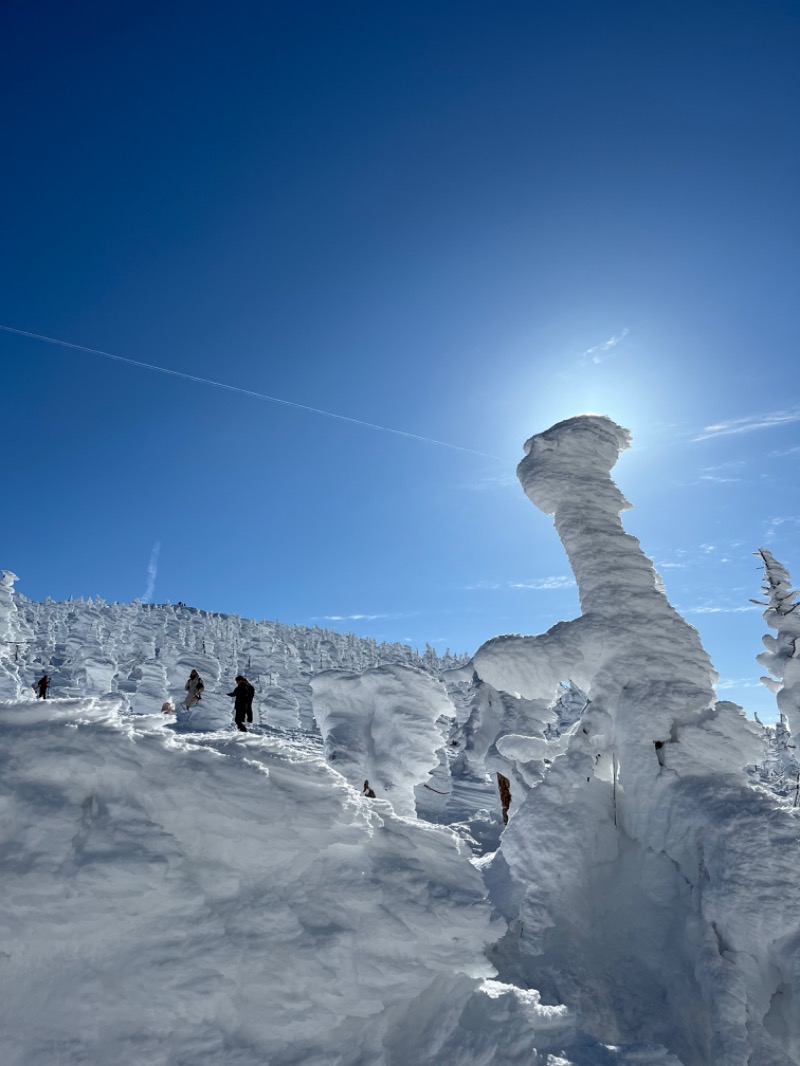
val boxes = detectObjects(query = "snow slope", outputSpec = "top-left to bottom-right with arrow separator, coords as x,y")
0,697 -> 504,1066
2,415 -> 800,1065
6,589 -> 464,730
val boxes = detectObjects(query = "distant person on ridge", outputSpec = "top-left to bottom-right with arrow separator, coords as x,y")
35,673 -> 50,700
183,669 -> 204,709
362,780 -> 376,798
226,674 -> 254,732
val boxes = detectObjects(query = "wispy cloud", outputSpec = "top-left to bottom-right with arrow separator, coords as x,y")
697,460 -> 746,485
463,472 -> 518,492
694,409 -> 800,442
656,542 -> 746,570
319,613 -> 395,622
313,610 -> 427,624
685,605 -> 760,615
702,460 -> 747,473
465,576 -> 575,591
764,516 -> 800,542
509,577 -> 576,590
716,677 -> 763,691
770,445 -> 800,457
579,328 -> 629,364
142,542 -> 161,603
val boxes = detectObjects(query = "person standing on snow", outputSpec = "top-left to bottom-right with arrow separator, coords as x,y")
226,674 -> 254,732
35,673 -> 50,699
183,669 -> 204,709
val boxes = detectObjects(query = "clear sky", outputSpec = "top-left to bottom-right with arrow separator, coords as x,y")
2,1 -> 798,720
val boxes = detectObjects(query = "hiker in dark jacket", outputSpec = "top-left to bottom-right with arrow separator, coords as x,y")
35,674 -> 50,700
226,675 -> 254,732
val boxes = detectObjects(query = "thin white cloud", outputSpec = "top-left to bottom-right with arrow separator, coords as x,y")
466,576 -> 575,591
694,409 -> 800,442
463,472 -> 518,492
579,328 -> 630,364
685,605 -> 760,615
764,516 -> 800,542
716,677 -> 763,691
656,541 -> 744,569
509,577 -> 576,590
702,460 -> 747,473
141,542 -> 160,603
320,613 -> 394,622
699,465 -> 755,485
770,445 -> 800,457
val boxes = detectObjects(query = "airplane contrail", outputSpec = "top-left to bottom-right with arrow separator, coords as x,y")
1,324 -> 505,461
142,542 -> 161,604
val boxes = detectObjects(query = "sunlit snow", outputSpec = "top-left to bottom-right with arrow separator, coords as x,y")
1,416 -> 799,1066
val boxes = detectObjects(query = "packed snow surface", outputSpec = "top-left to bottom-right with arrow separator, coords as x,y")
2,415 -> 800,1065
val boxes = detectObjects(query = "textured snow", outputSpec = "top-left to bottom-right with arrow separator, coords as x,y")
0,698 -> 503,1066
311,665 -> 454,818
469,416 -> 800,1066
2,415 -> 800,1065
757,548 -> 800,739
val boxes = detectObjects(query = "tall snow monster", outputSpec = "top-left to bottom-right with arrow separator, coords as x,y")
473,416 -> 799,1066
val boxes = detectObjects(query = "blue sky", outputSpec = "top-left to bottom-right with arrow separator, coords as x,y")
2,1 -> 799,719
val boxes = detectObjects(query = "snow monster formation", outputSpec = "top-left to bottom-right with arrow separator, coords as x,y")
311,664 -> 454,818
0,570 -> 31,700
473,416 -> 800,1066
756,547 -> 800,741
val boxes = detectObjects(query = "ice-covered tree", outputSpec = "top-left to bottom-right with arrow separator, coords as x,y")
0,570 -> 31,698
754,547 -> 800,739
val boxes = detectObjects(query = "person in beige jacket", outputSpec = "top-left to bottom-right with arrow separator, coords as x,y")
182,669 -> 204,709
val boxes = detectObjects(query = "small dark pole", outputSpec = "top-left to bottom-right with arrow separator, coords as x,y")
3,641 -> 31,662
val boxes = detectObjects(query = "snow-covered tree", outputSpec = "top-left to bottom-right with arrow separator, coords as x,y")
754,547 -> 800,739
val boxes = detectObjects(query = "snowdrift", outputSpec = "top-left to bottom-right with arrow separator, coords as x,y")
0,698 -> 578,1066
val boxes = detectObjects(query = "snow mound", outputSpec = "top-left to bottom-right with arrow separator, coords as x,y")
0,699 -> 499,1065
311,664 -> 454,818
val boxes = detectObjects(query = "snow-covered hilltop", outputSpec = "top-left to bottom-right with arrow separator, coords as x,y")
1,585 -> 465,730
1,415 -> 799,1066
